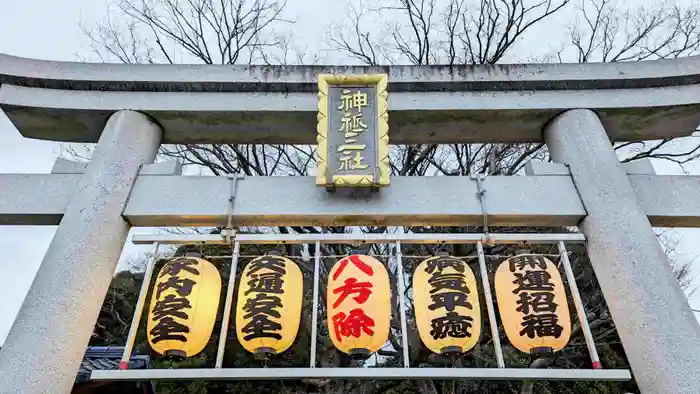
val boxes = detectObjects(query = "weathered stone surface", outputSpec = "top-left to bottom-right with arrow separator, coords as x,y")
0,111 -> 162,394
1,54 -> 700,144
546,109 -> 700,394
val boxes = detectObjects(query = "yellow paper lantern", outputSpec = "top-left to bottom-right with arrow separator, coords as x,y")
413,254 -> 481,355
494,254 -> 571,354
147,253 -> 222,358
326,254 -> 390,359
235,252 -> 303,359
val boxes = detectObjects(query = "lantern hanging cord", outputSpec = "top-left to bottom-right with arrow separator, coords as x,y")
471,173 -> 490,242
224,174 -> 244,243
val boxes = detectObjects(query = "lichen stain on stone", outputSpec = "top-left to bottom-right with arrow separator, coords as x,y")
154,110 -> 311,127
251,65 -> 394,84
238,63 -> 558,84
599,105 -> 700,140
391,109 -> 554,126
4,107 -> 107,143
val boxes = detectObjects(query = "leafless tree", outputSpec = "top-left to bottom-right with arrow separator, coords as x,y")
568,0 -> 700,63
80,0 -> 318,193
82,0 -> 292,64
328,0 -> 700,176
328,0 -> 570,65
565,0 -> 700,169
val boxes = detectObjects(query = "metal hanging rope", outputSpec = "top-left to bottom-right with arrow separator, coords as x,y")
223,174 -> 244,244
471,172 -> 492,244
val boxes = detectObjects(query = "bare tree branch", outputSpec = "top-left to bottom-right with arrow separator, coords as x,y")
83,0 -> 291,64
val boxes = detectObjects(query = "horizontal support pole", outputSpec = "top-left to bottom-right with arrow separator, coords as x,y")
132,234 -> 229,245
3,84 -> 700,144
131,232 -> 586,245
4,174 -> 700,228
90,367 -> 632,382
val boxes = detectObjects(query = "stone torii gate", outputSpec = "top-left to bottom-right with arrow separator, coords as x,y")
1,53 -> 700,393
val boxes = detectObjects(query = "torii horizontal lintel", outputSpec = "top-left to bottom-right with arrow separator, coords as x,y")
2,53 -> 700,144
1,173 -> 700,228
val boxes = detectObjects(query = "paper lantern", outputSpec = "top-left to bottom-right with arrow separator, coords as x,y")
413,254 -> 481,355
495,254 -> 571,354
327,254 -> 390,358
147,253 -> 222,358
235,252 -> 303,359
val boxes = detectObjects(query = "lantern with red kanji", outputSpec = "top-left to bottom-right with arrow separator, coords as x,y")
326,254 -> 390,359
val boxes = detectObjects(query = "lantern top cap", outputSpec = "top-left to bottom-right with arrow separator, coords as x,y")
266,249 -> 284,256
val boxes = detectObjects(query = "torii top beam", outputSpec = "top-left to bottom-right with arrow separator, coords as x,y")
1,53 -> 700,144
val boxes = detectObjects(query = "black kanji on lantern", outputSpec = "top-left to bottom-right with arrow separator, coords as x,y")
509,257 -> 566,342
428,272 -> 470,294
423,256 -> 475,342
240,256 -> 290,343
519,313 -> 564,338
241,314 -> 283,340
429,312 -> 473,339
248,256 -> 287,275
150,316 -> 190,343
150,257 -> 202,345
512,270 -> 555,293
508,255 -> 548,272
152,294 -> 192,321
245,272 -> 285,295
242,293 -> 283,319
428,291 -> 472,311
156,276 -> 196,299
516,291 -> 558,314
159,258 -> 200,277
425,257 -> 466,275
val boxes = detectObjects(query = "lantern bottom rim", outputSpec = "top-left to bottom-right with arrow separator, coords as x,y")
164,350 -> 187,360
440,346 -> 463,356
350,348 -> 370,360
254,347 -> 276,361
529,346 -> 554,360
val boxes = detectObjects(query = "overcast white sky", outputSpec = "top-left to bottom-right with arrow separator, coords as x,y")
1,0 -> 700,346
